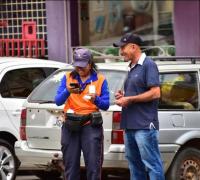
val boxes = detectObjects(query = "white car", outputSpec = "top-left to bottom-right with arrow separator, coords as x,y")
15,63 -> 127,178
16,57 -> 200,180
0,57 -> 67,180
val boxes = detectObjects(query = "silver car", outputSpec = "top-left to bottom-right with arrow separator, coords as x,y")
15,57 -> 200,179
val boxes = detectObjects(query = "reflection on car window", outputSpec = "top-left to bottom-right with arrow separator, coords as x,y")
159,72 -> 198,110
29,70 -> 127,105
101,70 -> 126,104
29,71 -> 67,102
0,68 -> 56,98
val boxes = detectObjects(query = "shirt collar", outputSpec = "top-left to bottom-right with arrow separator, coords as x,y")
75,71 -> 98,85
75,71 -> 98,92
138,53 -> 146,65
128,53 -> 146,71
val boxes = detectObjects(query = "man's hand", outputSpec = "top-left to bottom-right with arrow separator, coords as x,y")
115,90 -> 124,100
115,97 -> 131,107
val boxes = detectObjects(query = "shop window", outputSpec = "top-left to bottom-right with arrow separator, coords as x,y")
79,0 -> 174,53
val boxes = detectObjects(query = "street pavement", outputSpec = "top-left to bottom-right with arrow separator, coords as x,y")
16,171 -> 40,180
16,176 -> 40,180
16,170 -> 130,180
16,176 -> 129,180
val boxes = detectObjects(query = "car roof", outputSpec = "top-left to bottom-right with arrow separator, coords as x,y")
2,56 -> 200,72
97,60 -> 200,71
97,56 -> 200,71
0,57 -> 68,69
57,61 -> 200,73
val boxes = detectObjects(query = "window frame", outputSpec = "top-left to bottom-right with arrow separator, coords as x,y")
0,67 -> 58,99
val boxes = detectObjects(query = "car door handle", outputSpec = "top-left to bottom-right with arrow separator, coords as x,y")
12,109 -> 21,116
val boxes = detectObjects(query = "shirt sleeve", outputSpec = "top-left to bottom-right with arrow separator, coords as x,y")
94,79 -> 110,111
145,59 -> 160,87
54,75 -> 70,106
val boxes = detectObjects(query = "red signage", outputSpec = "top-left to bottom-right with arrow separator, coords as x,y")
22,21 -> 36,39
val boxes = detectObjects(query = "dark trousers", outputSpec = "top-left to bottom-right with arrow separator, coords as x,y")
61,123 -> 104,180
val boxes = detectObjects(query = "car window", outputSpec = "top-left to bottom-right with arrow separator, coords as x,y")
29,69 -> 127,105
101,70 -> 126,104
159,72 -> 199,110
43,68 -> 57,77
0,68 -> 57,98
29,70 -> 68,103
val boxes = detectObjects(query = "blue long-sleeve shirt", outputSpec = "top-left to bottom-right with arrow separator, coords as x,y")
55,71 -> 110,111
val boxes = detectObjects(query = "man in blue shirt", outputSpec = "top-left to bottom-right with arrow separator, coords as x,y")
113,33 -> 165,180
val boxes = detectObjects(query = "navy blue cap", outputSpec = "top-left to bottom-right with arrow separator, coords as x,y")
113,33 -> 143,47
73,48 -> 92,67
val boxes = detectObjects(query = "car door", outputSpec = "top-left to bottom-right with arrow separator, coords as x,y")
25,70 -> 67,149
0,67 -> 57,139
158,70 -> 200,147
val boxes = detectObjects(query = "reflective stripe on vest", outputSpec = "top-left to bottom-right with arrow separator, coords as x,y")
64,72 -> 105,114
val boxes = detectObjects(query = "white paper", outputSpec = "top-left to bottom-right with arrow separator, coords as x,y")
89,85 -> 95,94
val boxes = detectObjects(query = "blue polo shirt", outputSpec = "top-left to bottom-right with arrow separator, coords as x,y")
120,54 -> 160,130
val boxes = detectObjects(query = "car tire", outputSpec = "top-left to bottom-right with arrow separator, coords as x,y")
0,139 -> 17,180
166,147 -> 200,180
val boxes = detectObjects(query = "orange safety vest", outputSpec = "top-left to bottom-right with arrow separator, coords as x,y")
64,72 -> 105,115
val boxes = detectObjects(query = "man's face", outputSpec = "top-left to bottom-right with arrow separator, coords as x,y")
120,43 -> 136,62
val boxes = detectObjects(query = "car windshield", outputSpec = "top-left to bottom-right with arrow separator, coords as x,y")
28,68 -> 127,105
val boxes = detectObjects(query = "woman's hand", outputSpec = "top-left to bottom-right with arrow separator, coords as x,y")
68,87 -> 80,94
88,93 -> 96,103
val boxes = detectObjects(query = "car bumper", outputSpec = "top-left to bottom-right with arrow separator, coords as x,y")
15,141 -> 179,172
15,141 -> 62,170
15,141 -> 128,170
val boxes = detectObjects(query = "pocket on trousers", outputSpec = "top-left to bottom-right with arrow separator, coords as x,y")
91,112 -> 103,127
61,125 -> 70,147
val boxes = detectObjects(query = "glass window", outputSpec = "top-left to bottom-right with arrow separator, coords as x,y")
29,70 -> 67,102
43,68 -> 57,77
79,0 -> 174,48
101,70 -> 126,104
29,69 -> 127,105
0,78 -> 11,97
159,72 -> 199,110
0,68 -> 57,98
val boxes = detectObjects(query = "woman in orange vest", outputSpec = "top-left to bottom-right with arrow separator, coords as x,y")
55,48 -> 110,180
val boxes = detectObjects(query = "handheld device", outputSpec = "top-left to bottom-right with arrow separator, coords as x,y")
70,83 -> 80,88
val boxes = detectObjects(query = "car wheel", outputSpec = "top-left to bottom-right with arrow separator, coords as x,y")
0,139 -> 17,180
166,147 -> 200,180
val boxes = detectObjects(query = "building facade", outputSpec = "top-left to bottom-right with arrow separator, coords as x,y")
0,0 -> 200,63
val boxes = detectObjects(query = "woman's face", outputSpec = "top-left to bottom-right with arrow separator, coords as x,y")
75,63 -> 91,77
